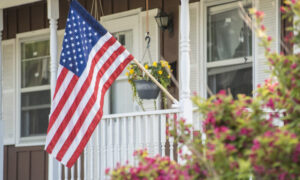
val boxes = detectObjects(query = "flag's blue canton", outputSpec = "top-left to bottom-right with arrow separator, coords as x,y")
60,0 -> 107,77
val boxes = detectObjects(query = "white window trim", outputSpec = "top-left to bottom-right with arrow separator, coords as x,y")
16,28 -> 50,147
199,0 -> 256,98
2,39 -> 16,145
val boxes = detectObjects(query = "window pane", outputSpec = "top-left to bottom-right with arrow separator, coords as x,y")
208,67 -> 252,98
21,90 -> 50,137
21,108 -> 50,137
110,80 -> 134,114
21,40 -> 50,59
21,90 -> 50,107
21,57 -> 50,88
207,3 -> 252,62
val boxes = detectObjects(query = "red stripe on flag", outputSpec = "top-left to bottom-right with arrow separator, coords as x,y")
46,38 -> 121,154
53,68 -> 69,100
46,37 -> 116,135
47,75 -> 79,134
66,55 -> 134,168
55,46 -> 126,160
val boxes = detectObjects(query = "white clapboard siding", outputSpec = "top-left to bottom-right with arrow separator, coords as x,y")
140,9 -> 161,111
2,40 -> 16,145
254,0 -> 280,88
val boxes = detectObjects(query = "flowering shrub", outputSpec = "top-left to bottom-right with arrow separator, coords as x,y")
107,149 -> 190,180
126,60 -> 172,108
109,1 -> 300,179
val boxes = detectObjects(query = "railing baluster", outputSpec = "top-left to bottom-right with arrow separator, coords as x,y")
64,166 -> 68,180
127,116 -> 135,164
142,115 -> 151,154
58,163 -> 62,180
131,116 -> 136,165
160,114 -> 167,157
89,134 -> 94,180
84,146 -> 87,180
71,165 -> 75,180
101,120 -> 106,179
115,117 -> 120,167
153,114 -> 159,155
96,125 -> 100,180
137,116 -> 143,149
109,118 -> 114,169
77,156 -> 81,180
122,117 -> 128,164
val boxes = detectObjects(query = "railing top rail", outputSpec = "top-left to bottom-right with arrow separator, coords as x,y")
102,108 -> 180,119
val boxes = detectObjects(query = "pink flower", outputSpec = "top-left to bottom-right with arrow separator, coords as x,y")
267,36 -> 272,42
266,98 -> 275,110
204,112 -> 216,126
225,144 -> 236,152
255,11 -> 264,18
280,6 -> 286,13
291,63 -> 297,69
264,131 -> 274,137
278,172 -> 288,180
240,128 -> 253,136
218,89 -> 226,95
105,168 -> 110,174
214,126 -> 229,138
261,25 -> 266,31
252,139 -> 260,151
253,165 -> 264,174
226,135 -> 236,141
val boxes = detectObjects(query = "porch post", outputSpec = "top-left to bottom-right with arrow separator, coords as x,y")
179,0 -> 193,125
47,0 -> 59,179
178,0 -> 193,162
0,9 -> 3,180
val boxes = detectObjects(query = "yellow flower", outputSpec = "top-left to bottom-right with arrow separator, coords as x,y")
153,61 -> 157,67
158,70 -> 163,75
125,72 -> 129,76
144,64 -> 149,69
142,151 -> 148,158
168,65 -> 171,70
160,60 -> 168,67
168,75 -> 171,78
129,69 -> 134,74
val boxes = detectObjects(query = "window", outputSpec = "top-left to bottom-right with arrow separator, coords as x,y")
110,30 -> 134,114
20,39 -> 50,137
206,1 -> 253,97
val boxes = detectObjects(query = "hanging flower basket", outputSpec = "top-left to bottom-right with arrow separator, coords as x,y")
134,80 -> 160,99
126,60 -> 172,109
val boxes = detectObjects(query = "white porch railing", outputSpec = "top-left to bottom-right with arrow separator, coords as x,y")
57,109 -> 180,180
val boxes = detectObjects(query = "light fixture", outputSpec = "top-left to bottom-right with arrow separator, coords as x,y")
155,10 -> 173,33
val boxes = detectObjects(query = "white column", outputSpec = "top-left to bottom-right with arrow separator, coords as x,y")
0,9 -> 3,180
47,0 -> 59,180
179,0 -> 193,125
179,0 -> 193,163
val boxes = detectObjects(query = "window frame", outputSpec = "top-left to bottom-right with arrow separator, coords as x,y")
16,29 -> 50,147
200,0 -> 255,98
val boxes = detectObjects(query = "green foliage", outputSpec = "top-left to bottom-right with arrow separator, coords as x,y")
109,1 -> 300,179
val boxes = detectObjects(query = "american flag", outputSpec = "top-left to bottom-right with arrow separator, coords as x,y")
45,0 -> 133,168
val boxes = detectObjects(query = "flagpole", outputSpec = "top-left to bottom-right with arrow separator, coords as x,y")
132,58 -> 179,105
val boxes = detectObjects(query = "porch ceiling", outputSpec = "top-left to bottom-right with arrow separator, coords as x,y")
0,0 -> 41,9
